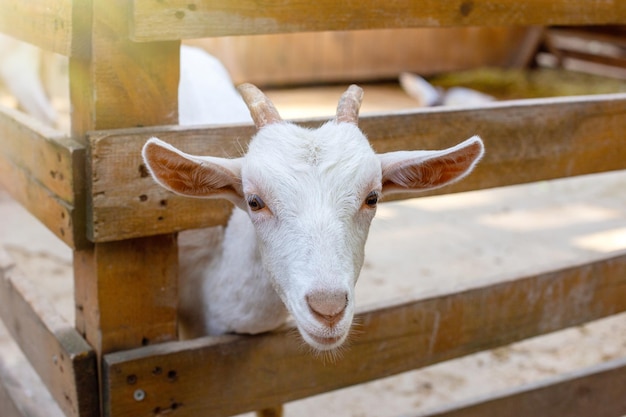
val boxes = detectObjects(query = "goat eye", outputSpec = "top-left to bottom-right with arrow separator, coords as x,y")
247,194 -> 266,211
364,191 -> 379,208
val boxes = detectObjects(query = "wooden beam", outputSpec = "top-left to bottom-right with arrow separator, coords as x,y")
0,106 -> 79,203
73,234 -> 179,354
0,361 -> 27,417
0,357 -> 65,417
0,153 -> 78,248
0,105 -> 85,248
0,0 -> 74,56
130,0 -> 626,41
70,0 -> 181,357
102,250 -> 626,417
0,250 -> 99,417
88,93 -> 626,242
419,356 -> 626,417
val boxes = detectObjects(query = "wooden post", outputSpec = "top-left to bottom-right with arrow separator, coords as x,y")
70,0 -> 180,356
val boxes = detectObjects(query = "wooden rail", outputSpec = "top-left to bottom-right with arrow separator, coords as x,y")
0,106 -> 85,248
0,0 -> 90,56
0,251 -> 98,417
88,93 -> 626,242
131,0 -> 626,40
2,1 -> 626,416
0,357 -> 65,417
419,356 -> 626,417
102,250 -> 626,416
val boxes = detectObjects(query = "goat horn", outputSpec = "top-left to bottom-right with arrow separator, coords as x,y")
336,84 -> 364,125
237,83 -> 282,129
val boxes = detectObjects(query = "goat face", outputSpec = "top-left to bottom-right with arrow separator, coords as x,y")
142,84 -> 484,351
240,121 -> 381,350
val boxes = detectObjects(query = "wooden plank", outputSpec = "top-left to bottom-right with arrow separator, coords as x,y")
73,234 -> 179,354
0,361 -> 26,417
189,27 -> 539,86
70,0 -> 181,356
88,93 -> 626,242
0,250 -> 99,417
87,123 -> 238,242
102,250 -> 626,417
0,152 -> 79,249
70,2 -> 179,133
418,356 -> 626,417
0,105 -> 85,248
0,106 -> 80,203
0,0 -> 73,55
131,0 -> 626,41
0,357 -> 65,417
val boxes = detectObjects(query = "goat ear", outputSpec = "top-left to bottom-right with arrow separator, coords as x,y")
142,137 -> 244,205
379,136 -> 484,196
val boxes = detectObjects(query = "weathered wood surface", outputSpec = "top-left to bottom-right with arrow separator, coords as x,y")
0,0 -> 86,56
0,357 -> 65,417
0,105 -> 85,248
419,356 -> 626,417
74,234 -> 179,354
131,0 -> 626,41
88,93 -> 626,242
0,250 -> 98,417
70,0 -> 181,356
103,250 -> 626,417
190,27 -> 540,86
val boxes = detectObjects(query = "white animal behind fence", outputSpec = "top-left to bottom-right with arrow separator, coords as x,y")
0,35 -> 484,352
0,33 -> 59,127
143,83 -> 484,351
0,41 -> 251,128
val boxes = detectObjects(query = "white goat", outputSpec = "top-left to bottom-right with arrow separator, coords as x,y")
142,84 -> 484,351
0,33 -> 58,126
178,45 -> 252,126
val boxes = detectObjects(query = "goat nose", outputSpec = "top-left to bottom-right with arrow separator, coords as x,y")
306,291 -> 348,326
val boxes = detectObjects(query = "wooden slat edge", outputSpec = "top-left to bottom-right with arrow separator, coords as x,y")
102,251 -> 626,416
418,356 -> 626,417
0,106 -> 86,249
130,0 -> 626,41
88,93 -> 626,242
0,360 -> 26,417
0,0 -> 73,56
0,357 -> 65,417
0,153 -> 78,248
0,250 -> 99,417
0,105 -> 81,203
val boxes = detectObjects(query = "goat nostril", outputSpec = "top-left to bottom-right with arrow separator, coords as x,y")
306,291 -> 348,325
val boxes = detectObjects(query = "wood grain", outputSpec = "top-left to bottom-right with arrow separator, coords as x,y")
0,0 -> 73,55
419,357 -> 626,417
0,152 -> 77,248
73,235 -> 179,354
102,251 -> 626,417
0,106 -> 79,203
70,0 -> 182,357
0,360 -> 26,417
0,106 -> 85,248
88,93 -> 626,242
0,250 -> 98,417
131,0 -> 626,41
188,27 -> 539,86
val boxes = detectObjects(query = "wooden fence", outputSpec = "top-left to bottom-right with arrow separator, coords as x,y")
0,1 -> 625,416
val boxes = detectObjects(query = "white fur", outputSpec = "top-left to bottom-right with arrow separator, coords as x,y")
143,86 -> 484,350
178,45 -> 252,126
0,34 -> 58,126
